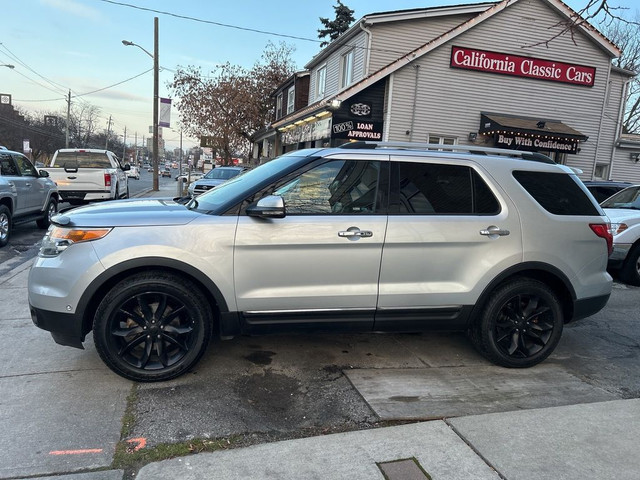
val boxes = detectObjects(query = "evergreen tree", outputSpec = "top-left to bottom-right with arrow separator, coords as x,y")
318,1 -> 355,47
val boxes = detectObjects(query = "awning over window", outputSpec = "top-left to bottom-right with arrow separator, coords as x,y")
479,112 -> 588,154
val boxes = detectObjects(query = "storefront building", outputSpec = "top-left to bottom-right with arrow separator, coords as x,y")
259,0 -> 638,182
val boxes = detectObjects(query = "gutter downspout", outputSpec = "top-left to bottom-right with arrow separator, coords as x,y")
359,20 -> 372,76
592,64 -> 612,179
609,75 -> 632,179
409,63 -> 420,142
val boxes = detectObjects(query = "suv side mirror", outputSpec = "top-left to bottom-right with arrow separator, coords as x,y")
38,169 -> 50,177
123,163 -> 131,171
247,195 -> 286,219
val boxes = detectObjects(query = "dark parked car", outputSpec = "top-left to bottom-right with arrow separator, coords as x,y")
583,180 -> 633,203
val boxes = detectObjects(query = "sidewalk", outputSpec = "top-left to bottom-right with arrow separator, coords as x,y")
135,399 -> 640,480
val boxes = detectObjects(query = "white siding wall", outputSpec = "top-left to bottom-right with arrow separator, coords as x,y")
609,72 -> 639,181
367,14 -> 475,74
308,31 -> 368,106
386,0 -> 617,179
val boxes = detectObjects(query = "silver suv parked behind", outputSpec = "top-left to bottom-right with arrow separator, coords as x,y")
28,143 -> 613,381
0,149 -> 58,247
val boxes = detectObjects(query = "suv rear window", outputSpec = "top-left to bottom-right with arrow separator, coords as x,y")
53,152 -> 113,169
513,171 -> 599,215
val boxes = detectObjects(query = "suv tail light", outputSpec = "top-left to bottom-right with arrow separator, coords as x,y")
590,223 -> 613,256
104,173 -> 112,187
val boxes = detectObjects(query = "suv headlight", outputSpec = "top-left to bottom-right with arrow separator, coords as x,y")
39,226 -> 112,257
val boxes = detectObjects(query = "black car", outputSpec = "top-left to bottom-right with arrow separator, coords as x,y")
583,180 -> 633,203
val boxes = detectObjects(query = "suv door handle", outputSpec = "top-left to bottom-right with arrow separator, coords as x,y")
480,226 -> 510,237
338,228 -> 373,238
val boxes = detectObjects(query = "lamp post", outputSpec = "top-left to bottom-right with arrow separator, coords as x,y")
0,64 -> 15,69
122,17 -> 159,191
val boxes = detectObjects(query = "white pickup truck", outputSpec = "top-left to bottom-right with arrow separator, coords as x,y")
43,149 -> 130,205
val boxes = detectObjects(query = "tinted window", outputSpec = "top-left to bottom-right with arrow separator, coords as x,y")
513,171 -> 599,215
0,153 -> 18,176
275,160 -> 381,215
53,152 -> 112,168
394,162 -> 499,214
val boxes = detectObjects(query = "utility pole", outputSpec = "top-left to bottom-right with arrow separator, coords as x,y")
65,90 -> 71,148
105,115 -> 112,150
134,132 -> 138,165
152,16 -> 159,191
122,126 -> 127,160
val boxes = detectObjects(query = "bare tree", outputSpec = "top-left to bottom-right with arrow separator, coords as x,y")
602,12 -> 640,133
170,42 -> 296,163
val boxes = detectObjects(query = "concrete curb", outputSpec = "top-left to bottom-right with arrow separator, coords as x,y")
0,257 -> 35,286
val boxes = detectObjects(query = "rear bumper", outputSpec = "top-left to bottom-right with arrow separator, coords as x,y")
571,293 -> 611,322
608,243 -> 632,270
60,190 -> 112,202
30,305 -> 85,349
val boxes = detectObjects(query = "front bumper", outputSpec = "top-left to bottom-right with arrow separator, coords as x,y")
30,305 -> 85,349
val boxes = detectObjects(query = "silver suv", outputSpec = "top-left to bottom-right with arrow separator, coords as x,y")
28,143 -> 613,381
0,149 -> 58,247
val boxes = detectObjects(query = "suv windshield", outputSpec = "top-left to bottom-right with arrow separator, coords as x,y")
601,185 -> 640,210
187,155 -> 311,213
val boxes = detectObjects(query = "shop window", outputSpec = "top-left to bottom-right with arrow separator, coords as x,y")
341,50 -> 354,89
286,86 -> 295,115
428,135 -> 456,145
316,65 -> 327,99
594,163 -> 609,180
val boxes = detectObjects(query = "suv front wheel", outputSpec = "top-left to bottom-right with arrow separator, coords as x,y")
471,278 -> 563,368
93,271 -> 213,382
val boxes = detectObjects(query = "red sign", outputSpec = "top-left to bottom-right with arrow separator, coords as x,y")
450,46 -> 596,87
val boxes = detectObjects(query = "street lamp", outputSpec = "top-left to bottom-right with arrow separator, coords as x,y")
122,16 -> 159,191
0,64 -> 15,69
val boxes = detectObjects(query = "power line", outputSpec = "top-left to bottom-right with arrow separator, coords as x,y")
98,0 -> 325,45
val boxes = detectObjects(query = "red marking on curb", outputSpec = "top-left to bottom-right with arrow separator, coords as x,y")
127,437 -> 147,451
49,449 -> 103,455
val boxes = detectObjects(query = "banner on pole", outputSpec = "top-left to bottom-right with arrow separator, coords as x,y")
159,98 -> 171,128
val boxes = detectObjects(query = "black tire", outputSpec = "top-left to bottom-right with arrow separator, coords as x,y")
0,205 -> 11,248
619,244 -> 640,286
471,278 -> 563,368
93,272 -> 213,382
37,197 -> 58,229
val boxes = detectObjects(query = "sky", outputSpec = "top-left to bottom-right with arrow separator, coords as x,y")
1,0 -> 637,151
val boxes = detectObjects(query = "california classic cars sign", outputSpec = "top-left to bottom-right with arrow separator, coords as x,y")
450,46 -> 596,87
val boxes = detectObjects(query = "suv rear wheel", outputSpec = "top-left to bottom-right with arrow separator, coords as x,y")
93,272 -> 213,382
0,205 -> 10,247
471,278 -> 563,367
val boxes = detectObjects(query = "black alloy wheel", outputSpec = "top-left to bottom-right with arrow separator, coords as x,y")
472,278 -> 563,368
93,272 -> 212,382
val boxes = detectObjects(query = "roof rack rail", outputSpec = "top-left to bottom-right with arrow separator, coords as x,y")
338,141 -> 555,164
